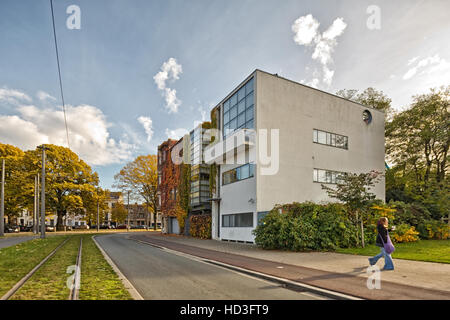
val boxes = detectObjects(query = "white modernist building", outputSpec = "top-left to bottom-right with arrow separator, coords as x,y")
205,70 -> 385,243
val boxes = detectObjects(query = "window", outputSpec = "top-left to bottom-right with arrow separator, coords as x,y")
363,110 -> 372,124
222,213 -> 253,228
223,77 -> 255,138
222,163 -> 255,185
313,129 -> 348,150
313,168 -> 345,184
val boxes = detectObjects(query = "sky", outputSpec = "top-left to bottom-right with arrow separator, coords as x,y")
1,0 -> 449,190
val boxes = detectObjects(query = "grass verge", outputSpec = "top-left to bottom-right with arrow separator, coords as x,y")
78,235 -> 132,300
0,235 -> 68,297
11,236 -> 80,300
336,240 -> 450,264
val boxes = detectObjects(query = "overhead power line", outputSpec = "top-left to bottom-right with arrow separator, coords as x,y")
50,0 -> 70,149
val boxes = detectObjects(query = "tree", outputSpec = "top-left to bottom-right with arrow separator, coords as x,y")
111,202 -> 128,225
321,170 -> 383,247
80,188 -> 109,226
336,87 -> 393,119
21,145 -> 99,230
113,155 -> 159,230
0,144 -> 26,222
386,86 -> 449,218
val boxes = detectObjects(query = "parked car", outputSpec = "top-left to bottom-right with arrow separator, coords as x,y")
116,225 -> 128,230
100,225 -> 113,229
4,224 -> 20,233
73,225 -> 89,230
20,225 -> 33,232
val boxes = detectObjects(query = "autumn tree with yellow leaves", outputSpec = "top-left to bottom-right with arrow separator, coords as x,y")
113,155 -> 159,229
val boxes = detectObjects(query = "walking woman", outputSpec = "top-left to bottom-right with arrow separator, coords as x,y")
369,217 -> 395,271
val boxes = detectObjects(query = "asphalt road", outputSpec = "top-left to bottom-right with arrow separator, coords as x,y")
0,235 -> 38,249
96,233 -> 326,300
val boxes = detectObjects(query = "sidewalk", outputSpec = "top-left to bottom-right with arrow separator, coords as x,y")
0,235 -> 38,249
131,233 -> 450,300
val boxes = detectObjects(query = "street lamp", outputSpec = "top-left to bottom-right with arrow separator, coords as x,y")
96,187 -> 100,233
37,145 -> 49,239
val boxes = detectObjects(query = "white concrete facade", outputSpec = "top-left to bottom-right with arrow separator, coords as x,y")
208,70 -> 385,243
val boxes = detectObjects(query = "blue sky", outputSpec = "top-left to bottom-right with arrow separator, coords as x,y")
1,0 -> 449,189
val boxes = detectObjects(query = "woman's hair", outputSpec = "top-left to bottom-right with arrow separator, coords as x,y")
377,217 -> 388,226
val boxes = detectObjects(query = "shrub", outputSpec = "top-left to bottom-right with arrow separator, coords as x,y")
391,224 -> 420,243
417,220 -> 450,240
253,202 -> 359,251
189,215 -> 212,239
388,201 -> 431,228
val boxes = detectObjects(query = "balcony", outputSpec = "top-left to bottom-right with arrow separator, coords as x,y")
204,128 -> 255,165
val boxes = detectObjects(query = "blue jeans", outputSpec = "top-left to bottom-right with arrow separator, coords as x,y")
369,247 -> 394,270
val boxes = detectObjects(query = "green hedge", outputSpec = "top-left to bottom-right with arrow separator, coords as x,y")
253,202 -> 359,251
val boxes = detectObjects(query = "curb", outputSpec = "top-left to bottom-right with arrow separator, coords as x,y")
130,237 -> 361,301
92,235 -> 144,300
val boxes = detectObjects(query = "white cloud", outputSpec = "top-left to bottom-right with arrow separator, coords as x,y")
322,66 -> 335,86
37,90 -> 56,101
137,116 -> 153,142
407,56 -> 419,66
306,78 -> 320,88
0,89 -> 135,166
153,58 -> 183,113
292,14 -> 320,46
0,87 -> 32,105
165,128 -> 189,140
292,15 -> 347,87
403,54 -> 450,80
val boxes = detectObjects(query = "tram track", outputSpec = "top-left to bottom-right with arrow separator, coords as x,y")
1,235 -> 84,300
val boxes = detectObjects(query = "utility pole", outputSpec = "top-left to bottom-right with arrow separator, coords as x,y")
33,175 -> 37,234
97,188 -> 100,232
127,191 -> 130,231
38,145 -> 48,239
37,173 -> 40,234
0,159 -> 5,237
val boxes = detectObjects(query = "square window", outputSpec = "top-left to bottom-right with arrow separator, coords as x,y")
238,86 -> 246,102
238,112 -> 245,127
246,78 -> 254,94
313,129 -> 318,143
230,94 -> 237,106
318,170 -> 326,183
224,111 -> 230,124
229,117 -> 237,130
246,93 -> 254,108
238,99 -> 246,114
246,105 -> 254,121
240,164 -> 250,179
318,131 -> 326,144
224,100 -> 230,113
229,105 -> 237,119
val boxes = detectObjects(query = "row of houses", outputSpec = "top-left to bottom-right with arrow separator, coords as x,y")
9,191 -> 161,229
157,69 -> 386,243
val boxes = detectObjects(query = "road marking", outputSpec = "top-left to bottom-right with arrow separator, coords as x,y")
92,235 -> 144,300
